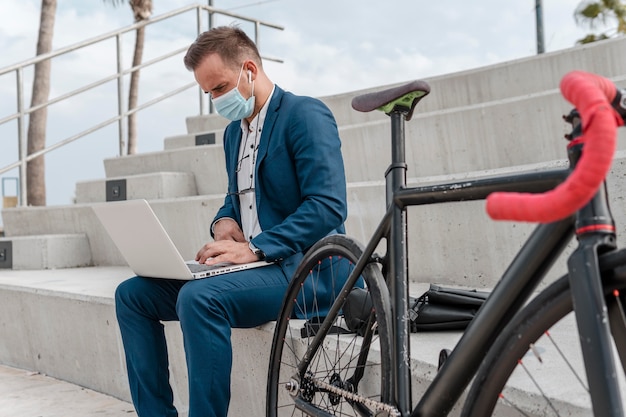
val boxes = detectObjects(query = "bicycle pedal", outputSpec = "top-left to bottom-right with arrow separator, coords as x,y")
438,349 -> 451,371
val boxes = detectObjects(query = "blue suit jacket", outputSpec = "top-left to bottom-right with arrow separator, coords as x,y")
213,85 -> 347,282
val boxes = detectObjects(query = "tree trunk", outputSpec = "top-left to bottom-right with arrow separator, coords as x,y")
127,24 -> 145,155
26,0 -> 57,206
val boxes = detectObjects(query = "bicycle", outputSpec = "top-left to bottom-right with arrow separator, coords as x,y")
266,70 -> 626,417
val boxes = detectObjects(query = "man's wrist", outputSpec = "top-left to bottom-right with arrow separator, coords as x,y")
211,217 -> 234,235
248,242 -> 266,260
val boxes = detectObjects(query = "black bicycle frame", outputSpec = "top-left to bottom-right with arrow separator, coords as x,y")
385,110 -> 623,416
294,111 -> 625,417
400,136 -> 623,416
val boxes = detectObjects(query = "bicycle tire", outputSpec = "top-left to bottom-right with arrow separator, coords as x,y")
462,249 -> 626,416
266,234 -> 393,417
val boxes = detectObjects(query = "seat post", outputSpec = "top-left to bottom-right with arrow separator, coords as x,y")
386,109 -> 413,415
385,111 -> 408,208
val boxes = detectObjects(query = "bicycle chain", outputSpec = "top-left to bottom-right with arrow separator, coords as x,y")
310,376 -> 401,417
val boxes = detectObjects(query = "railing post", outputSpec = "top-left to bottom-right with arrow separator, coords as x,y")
16,68 -> 27,206
207,1 -> 215,115
208,0 -> 214,29
196,6 -> 206,116
116,33 -> 126,156
254,21 -> 261,50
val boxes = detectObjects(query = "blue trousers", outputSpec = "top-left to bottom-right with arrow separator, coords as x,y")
114,264 -> 289,417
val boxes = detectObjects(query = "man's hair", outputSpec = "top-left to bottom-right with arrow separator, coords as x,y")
184,26 -> 262,71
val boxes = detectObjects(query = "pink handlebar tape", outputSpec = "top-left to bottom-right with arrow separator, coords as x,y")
486,71 -> 623,222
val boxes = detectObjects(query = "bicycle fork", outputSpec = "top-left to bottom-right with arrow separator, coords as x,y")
568,141 -> 625,415
561,86 -> 626,415
569,237 -> 625,416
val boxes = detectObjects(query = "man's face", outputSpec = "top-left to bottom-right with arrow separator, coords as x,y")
194,53 -> 247,100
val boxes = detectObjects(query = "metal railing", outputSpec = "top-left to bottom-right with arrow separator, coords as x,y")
0,3 -> 283,207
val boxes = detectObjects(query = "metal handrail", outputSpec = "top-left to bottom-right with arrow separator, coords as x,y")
0,3 -> 283,206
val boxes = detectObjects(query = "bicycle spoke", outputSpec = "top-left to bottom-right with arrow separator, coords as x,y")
516,358 -> 560,415
544,331 -> 588,391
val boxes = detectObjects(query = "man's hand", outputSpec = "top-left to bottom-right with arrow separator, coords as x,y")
195,240 -> 258,265
213,218 -> 246,242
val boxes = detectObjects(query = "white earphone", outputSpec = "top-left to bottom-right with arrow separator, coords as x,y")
247,70 -> 252,83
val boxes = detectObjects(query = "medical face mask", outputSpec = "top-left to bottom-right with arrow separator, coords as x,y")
211,65 -> 255,121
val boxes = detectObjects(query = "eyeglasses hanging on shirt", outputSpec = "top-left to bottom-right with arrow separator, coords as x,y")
230,121 -> 261,197
230,151 -> 257,196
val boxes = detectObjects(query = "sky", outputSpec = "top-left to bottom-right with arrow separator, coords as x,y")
0,0 -> 609,210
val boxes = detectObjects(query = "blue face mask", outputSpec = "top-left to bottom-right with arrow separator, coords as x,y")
211,64 -> 255,121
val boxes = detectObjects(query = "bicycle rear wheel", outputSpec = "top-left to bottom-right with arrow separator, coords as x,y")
266,235 -> 393,417
462,249 -> 626,417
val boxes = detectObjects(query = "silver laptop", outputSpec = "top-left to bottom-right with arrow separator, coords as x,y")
92,199 -> 273,280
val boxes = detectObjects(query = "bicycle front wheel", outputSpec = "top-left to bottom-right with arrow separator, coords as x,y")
462,249 -> 626,416
266,234 -> 393,417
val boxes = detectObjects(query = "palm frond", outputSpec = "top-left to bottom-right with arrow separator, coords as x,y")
574,0 -> 626,38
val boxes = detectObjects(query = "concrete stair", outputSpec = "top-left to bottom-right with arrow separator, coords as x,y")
0,234 -> 91,270
0,269 -> 604,416
75,172 -> 198,204
163,129 -> 225,150
314,35 -> 626,127
1,36 -> 626,415
102,145 -> 228,196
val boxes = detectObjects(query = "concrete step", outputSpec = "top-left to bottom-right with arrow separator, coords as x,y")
0,267 -> 135,405
0,363 -> 136,417
322,37 -> 626,128
5,153 -> 626,288
344,152 -> 626,290
0,179 -> 515,288
414,35 -> 626,113
339,88 -> 626,183
0,266 -> 275,417
103,145 -> 227,196
1,196 -> 225,268
0,268 -> 606,416
163,129 -> 225,150
0,270 -> 457,416
121,85 -> 626,189
0,234 -> 91,270
185,113 -> 230,135
75,172 -> 198,204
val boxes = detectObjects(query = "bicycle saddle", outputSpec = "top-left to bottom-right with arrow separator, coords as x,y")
351,80 -> 430,121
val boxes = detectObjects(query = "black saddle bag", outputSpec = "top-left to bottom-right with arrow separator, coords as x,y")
302,284 -> 489,337
408,284 -> 489,331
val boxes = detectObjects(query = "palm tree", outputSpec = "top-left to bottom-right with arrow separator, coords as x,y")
574,0 -> 626,44
104,0 -> 153,155
27,0 -> 57,206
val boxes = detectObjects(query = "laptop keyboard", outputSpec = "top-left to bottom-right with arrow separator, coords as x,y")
187,263 -> 213,273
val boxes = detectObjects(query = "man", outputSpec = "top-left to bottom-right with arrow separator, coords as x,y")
114,25 -> 347,417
